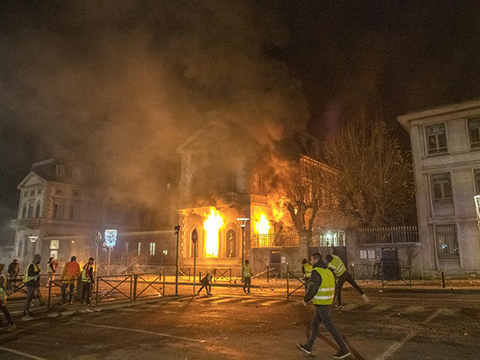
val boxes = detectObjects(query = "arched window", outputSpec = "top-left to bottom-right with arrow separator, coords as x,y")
226,230 -> 236,258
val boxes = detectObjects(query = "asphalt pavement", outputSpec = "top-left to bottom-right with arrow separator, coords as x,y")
1,288 -> 480,360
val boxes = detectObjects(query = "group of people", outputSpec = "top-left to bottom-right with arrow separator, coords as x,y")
0,254 -> 97,331
299,250 -> 369,359
196,260 -> 254,296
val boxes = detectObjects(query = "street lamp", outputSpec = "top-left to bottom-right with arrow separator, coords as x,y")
236,217 -> 249,280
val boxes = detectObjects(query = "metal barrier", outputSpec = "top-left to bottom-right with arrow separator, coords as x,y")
178,268 -> 191,282
6,275 -> 27,297
47,278 -> 78,311
213,268 -> 232,283
133,273 -> 166,300
286,264 -> 306,300
375,262 -> 412,287
95,274 -> 134,306
351,264 -> 371,280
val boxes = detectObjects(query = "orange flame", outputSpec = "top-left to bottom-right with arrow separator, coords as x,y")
204,208 -> 224,257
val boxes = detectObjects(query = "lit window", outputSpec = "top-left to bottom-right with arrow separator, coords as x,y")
425,123 -> 448,155
430,172 -> 453,204
149,242 -> 156,256
435,224 -> 459,258
137,242 -> 141,256
468,117 -> 480,149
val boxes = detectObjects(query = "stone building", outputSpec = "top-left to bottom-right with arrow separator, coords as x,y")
10,159 -> 176,270
398,99 -> 480,276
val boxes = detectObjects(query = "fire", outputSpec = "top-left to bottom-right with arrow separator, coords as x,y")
254,210 -> 271,247
204,208 -> 224,257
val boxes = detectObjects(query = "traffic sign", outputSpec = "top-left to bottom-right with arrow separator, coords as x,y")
191,228 -> 198,243
95,231 -> 102,245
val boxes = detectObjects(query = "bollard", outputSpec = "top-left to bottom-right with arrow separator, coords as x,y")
129,275 -> 133,301
442,271 -> 446,288
133,274 -> 138,301
267,264 -> 270,283
47,280 -> 52,312
95,276 -> 100,307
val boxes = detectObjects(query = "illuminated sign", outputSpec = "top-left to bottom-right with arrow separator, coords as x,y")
104,229 -> 117,248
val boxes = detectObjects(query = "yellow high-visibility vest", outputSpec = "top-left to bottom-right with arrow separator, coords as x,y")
23,263 -> 40,284
312,267 -> 335,306
82,264 -> 93,283
303,263 -> 313,279
328,255 -> 347,277
242,265 -> 251,278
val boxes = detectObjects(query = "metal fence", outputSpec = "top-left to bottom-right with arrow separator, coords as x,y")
251,232 -> 299,248
356,225 -> 419,244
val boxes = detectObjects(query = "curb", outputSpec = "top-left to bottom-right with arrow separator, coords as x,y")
360,287 -> 480,294
13,295 -> 192,324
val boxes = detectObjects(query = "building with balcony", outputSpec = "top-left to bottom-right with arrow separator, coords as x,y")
398,99 -> 480,276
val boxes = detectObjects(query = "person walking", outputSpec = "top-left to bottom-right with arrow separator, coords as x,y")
0,270 -> 16,332
60,256 -> 80,304
242,260 -> 253,294
23,254 -> 42,317
326,252 -> 369,309
46,257 -> 57,287
197,273 -> 213,295
297,252 -> 351,359
302,258 -> 312,291
80,258 -> 95,307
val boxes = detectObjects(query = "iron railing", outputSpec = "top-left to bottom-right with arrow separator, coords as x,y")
356,225 -> 419,245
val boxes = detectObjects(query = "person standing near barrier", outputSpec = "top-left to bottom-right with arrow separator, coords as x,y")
23,254 -> 41,317
0,272 -> 16,332
197,273 -> 213,295
242,260 -> 253,294
7,259 -> 19,283
326,252 -> 369,309
80,258 -> 95,307
302,258 -> 312,291
46,257 -> 57,288
61,256 -> 80,304
297,252 -> 351,359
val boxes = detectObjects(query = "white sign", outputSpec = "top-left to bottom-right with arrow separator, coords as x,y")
104,229 -> 117,248
281,256 -> 286,264
29,236 -> 38,243
368,249 -> 376,261
50,240 -> 59,250
360,250 -> 367,259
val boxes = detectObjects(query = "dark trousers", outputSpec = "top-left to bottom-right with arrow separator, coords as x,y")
61,283 -> 75,302
243,277 -> 251,293
198,283 -> 211,294
0,305 -> 13,326
24,286 -> 36,314
81,282 -> 92,305
306,305 -> 348,352
337,271 -> 364,306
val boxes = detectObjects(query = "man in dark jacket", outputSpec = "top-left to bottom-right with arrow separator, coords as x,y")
23,254 -> 42,317
297,253 -> 351,359
7,259 -> 19,282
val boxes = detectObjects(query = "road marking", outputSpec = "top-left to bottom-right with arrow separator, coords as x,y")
242,298 -> 263,303
369,305 -> 392,313
71,321 -> 206,343
403,306 -> 425,314
342,303 -> 359,311
0,346 -> 47,360
211,297 -> 238,304
375,309 -> 441,360
438,308 -> 461,316
260,299 -> 284,306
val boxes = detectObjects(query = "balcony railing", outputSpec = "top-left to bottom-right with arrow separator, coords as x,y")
251,232 -> 299,248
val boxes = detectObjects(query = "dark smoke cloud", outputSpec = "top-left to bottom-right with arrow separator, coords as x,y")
0,1 -> 309,207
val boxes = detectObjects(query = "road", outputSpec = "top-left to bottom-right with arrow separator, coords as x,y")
1,289 -> 480,360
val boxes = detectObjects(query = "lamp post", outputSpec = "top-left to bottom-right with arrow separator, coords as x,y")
236,217 -> 249,281
174,225 -> 181,296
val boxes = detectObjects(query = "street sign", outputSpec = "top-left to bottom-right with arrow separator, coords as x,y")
95,231 -> 102,245
191,228 -> 198,243
104,229 -> 117,248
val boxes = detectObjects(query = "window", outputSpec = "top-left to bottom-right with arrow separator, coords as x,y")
431,172 -> 453,204
72,168 -> 82,181
226,230 -> 236,257
37,188 -> 43,195
30,190 -> 35,197
21,205 -> 27,218
137,242 -> 141,256
53,204 -> 63,219
468,117 -> 480,149
435,224 -> 459,258
56,164 -> 65,176
35,202 -> 41,218
23,191 -> 28,197
87,202 -> 100,222
69,205 -> 80,221
149,242 -> 156,256
27,200 -> 35,218
72,190 -> 80,197
425,123 -> 448,155
50,250 -> 58,260
55,189 -> 64,196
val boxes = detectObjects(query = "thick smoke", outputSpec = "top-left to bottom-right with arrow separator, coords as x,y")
0,1 -> 309,207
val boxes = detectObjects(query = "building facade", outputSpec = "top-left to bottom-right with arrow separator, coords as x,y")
398,100 -> 480,276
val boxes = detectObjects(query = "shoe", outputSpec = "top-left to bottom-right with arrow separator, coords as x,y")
333,349 -> 351,359
297,343 -> 312,355
335,305 -> 344,310
362,294 -> 370,303
5,325 -> 16,332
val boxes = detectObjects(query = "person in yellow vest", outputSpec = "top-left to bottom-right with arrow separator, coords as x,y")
80,257 -> 95,307
297,252 -> 351,359
0,271 -> 16,332
242,260 -> 253,294
301,258 -> 312,291
326,251 -> 369,309
23,254 -> 42,317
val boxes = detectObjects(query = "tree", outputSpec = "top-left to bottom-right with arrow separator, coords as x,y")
281,156 -> 335,258
325,115 -> 414,228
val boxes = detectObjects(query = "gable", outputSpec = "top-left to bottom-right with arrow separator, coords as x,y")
17,171 -> 46,189
177,122 -> 233,154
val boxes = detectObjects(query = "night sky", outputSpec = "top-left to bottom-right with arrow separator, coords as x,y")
1,1 -> 480,243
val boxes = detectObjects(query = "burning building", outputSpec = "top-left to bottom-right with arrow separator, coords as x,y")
176,122 -> 346,276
